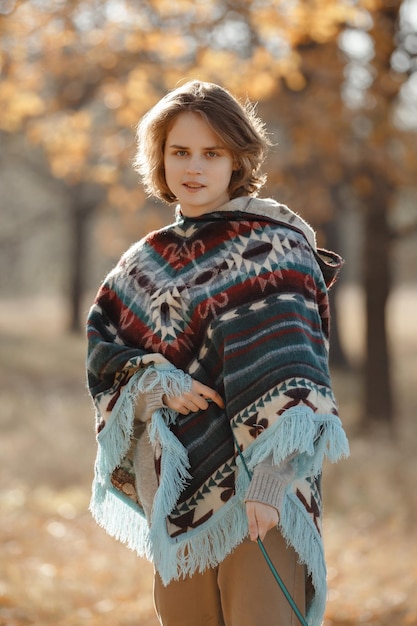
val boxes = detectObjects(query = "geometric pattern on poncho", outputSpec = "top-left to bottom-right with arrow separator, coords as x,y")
168,459 -> 236,538
92,210 -> 340,542
165,373 -> 336,538
296,476 -> 323,535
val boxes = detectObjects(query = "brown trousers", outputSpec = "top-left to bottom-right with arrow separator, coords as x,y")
154,529 -> 306,626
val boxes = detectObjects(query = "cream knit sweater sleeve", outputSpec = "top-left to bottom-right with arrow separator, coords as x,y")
244,454 -> 296,514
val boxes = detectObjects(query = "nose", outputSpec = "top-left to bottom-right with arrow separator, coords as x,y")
186,155 -> 203,174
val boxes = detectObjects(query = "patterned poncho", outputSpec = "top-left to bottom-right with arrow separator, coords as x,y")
87,196 -> 349,626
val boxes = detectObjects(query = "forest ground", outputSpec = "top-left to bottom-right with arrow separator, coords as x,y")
0,285 -> 416,626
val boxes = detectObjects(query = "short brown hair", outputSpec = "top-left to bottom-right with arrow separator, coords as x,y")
134,80 -> 270,203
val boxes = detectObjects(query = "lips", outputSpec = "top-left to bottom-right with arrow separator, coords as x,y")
183,182 -> 205,189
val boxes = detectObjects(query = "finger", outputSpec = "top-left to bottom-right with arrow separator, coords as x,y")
163,380 -> 225,414
184,389 -> 211,411
245,502 -> 259,542
192,381 -> 225,409
172,393 -> 208,414
162,395 -> 194,415
253,511 -> 267,542
184,395 -> 204,412
246,502 -> 279,542
172,402 -> 192,415
258,521 -> 267,542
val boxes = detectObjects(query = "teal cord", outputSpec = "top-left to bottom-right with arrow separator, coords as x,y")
256,537 -> 308,626
235,437 -> 309,626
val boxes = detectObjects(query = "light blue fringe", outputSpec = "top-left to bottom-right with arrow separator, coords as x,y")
240,406 -> 349,478
280,493 -> 327,626
92,364 -> 190,486
91,379 -> 349,626
90,364 -> 190,559
91,483 -> 152,559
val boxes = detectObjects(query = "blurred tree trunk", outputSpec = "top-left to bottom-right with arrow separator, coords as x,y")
358,1 -> 401,430
68,202 -> 88,333
68,184 -> 100,333
363,170 -> 393,428
283,39 -> 351,370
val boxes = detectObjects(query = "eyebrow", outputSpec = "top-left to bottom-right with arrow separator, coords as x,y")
167,144 -> 226,150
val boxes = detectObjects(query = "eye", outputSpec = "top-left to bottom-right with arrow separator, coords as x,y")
175,150 -> 188,157
206,151 -> 219,158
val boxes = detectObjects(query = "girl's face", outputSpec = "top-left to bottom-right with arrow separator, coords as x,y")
163,111 -> 236,217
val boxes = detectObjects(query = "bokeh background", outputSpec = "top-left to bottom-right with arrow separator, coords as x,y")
1,1 -> 417,624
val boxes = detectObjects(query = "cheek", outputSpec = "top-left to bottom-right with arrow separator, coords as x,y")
162,165 -> 176,194
223,164 -> 235,184
163,159 -> 178,182
212,159 -> 234,179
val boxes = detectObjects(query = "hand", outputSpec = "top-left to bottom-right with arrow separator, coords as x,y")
245,501 -> 279,542
162,378 -> 224,416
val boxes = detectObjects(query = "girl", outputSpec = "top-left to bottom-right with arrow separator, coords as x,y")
87,80 -> 349,626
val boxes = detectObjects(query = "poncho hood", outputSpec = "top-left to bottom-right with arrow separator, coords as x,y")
175,196 -> 344,289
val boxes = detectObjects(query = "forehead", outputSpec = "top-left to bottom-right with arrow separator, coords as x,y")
166,111 -> 224,146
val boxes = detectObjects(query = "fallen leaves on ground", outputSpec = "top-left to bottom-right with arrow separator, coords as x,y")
0,486 -> 157,626
1,480 -> 416,626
